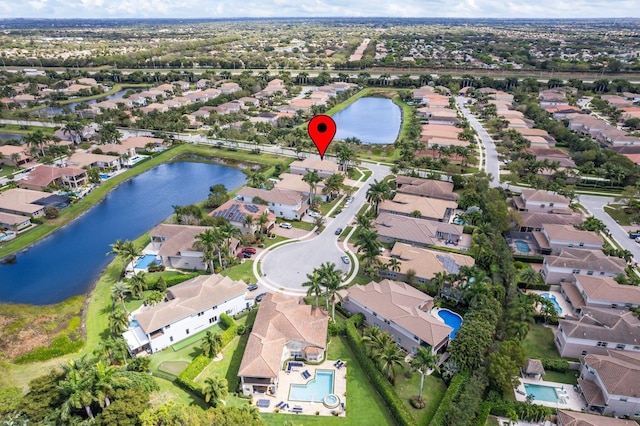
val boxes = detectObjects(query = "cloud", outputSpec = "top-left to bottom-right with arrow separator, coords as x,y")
0,0 -> 637,18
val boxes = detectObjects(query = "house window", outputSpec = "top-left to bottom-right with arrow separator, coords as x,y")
620,398 -> 628,402
635,346 -> 640,351
186,329 -> 190,335
414,335 -> 420,341
572,269 -> 581,274
612,304 -> 618,309
549,203 -> 554,207
581,351 -> 588,356
596,341 -> 607,347
599,272 -> 605,275
617,344 -> 625,350
165,324 -> 170,329
373,312 -> 378,317
225,309 -> 233,314
579,242 -> 584,247
587,271 -> 594,276
198,312 -> 204,317
169,336 -> 174,342
568,244 -> 574,247
209,316 -> 217,323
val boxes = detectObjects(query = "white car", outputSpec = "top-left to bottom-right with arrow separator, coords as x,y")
308,211 -> 321,218
279,222 -> 292,229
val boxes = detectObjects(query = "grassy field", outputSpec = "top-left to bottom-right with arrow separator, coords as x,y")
220,260 -> 257,283
395,368 -> 447,425
522,324 -> 578,384
0,124 -> 56,135
604,204 -> 635,226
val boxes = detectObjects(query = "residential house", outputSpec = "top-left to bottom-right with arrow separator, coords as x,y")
123,274 -> 251,354
140,103 -> 169,114
120,136 -> 165,153
210,199 -> 275,235
66,152 -> 122,171
541,248 -> 626,284
395,176 -> 460,201
238,293 -> 328,396
212,101 -> 241,115
19,165 -> 88,191
0,188 -> 53,217
560,275 -> 640,313
0,211 -> 31,231
196,79 -> 210,89
342,279 -> 452,354
577,351 -> 640,418
378,243 -> 475,284
236,187 -> 307,220
274,173 -> 328,202
513,189 -> 571,212
557,409 -> 636,426
289,158 -> 339,179
99,143 -> 137,160
554,307 -> 640,358
538,88 -> 569,107
536,224 -> 603,255
147,224 -> 239,271
379,193 -> 456,222
374,212 -> 466,248
0,145 -> 32,166
518,211 -> 584,232
218,82 -> 241,94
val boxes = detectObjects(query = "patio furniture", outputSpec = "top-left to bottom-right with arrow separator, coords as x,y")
276,401 -> 285,409
256,399 -> 270,408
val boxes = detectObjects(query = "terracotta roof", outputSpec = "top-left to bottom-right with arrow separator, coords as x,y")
577,379 -> 607,407
346,279 -> 451,348
135,274 -> 247,333
557,409 -> 635,426
575,275 -> 640,305
290,158 -> 339,173
383,242 -> 475,279
20,165 -> 86,188
582,351 -> 640,397
67,152 -> 119,168
560,307 -> 640,346
520,212 -> 584,229
379,193 -> 456,220
236,187 -> 305,206
374,212 -> 463,246
546,248 -> 626,274
543,224 -> 603,246
0,188 -> 47,215
274,173 -> 326,194
395,176 -> 459,201
560,281 -> 586,309
121,136 -> 163,149
521,189 -> 570,205
149,224 -> 211,257
238,294 -> 328,378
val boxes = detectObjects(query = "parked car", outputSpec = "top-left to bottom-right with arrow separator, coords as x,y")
347,196 -> 354,202
308,211 -> 320,218
335,227 -> 343,235
241,247 -> 257,254
629,231 -> 640,239
237,251 -> 252,258
255,292 -> 267,302
341,255 -> 350,264
247,284 -> 259,291
279,222 -> 292,229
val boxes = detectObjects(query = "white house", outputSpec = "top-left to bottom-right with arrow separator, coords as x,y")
578,351 -> 640,418
236,187 -> 308,220
540,248 -> 626,284
342,279 -> 453,355
539,224 -> 603,255
123,274 -> 251,354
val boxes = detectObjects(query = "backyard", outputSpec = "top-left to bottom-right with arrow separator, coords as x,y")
522,324 -> 579,384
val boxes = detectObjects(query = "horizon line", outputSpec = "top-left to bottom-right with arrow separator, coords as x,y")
2,16 -> 640,21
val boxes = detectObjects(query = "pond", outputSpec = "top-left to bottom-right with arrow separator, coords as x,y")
0,133 -> 23,142
0,161 -> 246,305
332,97 -> 402,145
34,89 -> 129,117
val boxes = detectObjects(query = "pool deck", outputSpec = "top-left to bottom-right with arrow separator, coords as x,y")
525,289 -> 573,318
515,377 -> 587,411
252,359 -> 347,417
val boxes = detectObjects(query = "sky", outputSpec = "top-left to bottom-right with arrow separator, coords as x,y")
0,0 -> 638,19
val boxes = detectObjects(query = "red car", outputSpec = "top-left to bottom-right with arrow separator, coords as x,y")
241,247 -> 257,254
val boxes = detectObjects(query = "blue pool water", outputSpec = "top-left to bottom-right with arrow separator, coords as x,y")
100,174 -> 110,180
515,240 -> 531,253
130,319 -> 140,328
524,383 -> 559,403
135,254 -> 160,270
541,293 -> 563,315
437,309 -> 463,339
289,370 -> 334,402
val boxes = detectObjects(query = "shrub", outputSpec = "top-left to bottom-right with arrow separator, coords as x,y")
176,355 -> 210,394
14,335 -> 84,364
428,372 -> 470,426
541,358 -> 570,373
410,396 -> 425,409
345,322 -> 417,426
490,401 -> 553,422
237,325 -> 246,335
220,313 -> 235,330
473,402 -> 492,426
149,273 -> 198,290
44,206 -> 59,219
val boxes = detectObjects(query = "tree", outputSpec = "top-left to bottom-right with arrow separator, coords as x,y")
44,206 -> 59,219
109,307 -> 130,336
317,262 -> 346,320
302,269 -> 323,308
354,228 -> 381,266
58,368 -> 95,421
111,281 -> 131,312
63,120 -> 84,145
366,179 -> 391,214
195,228 -> 219,273
257,210 -> 270,235
302,169 -> 322,201
488,340 -> 526,394
93,361 -> 118,408
577,216 -> 607,233
410,347 -> 439,402
246,171 -> 267,188
202,331 -> 223,358
129,272 -> 147,299
108,239 -> 141,279
322,173 -> 345,199
355,212 -> 372,229
202,376 -> 228,407
378,340 -> 405,385
388,257 -> 402,272
98,122 -> 122,145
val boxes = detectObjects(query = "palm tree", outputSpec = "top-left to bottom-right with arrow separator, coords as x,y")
202,331 -> 223,358
354,228 -> 381,266
129,272 -> 147,299
355,212 -> 372,229
196,228 -> 219,273
302,269 -> 323,308
519,267 -> 541,289
410,347 -> 438,402
58,368 -> 95,421
93,361 -> 118,408
243,214 -> 255,233
388,258 -> 402,272
322,173 -> 345,200
108,239 -> 141,278
318,262 -> 346,320
109,307 -> 129,336
63,120 -> 84,145
111,281 -> 131,312
302,169 -> 322,202
219,221 -> 241,264
366,179 -> 391,214
361,325 -> 383,356
202,376 -> 228,406
257,210 -> 270,235
378,341 -> 405,385
246,171 -> 267,188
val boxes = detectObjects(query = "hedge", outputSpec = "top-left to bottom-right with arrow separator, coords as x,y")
149,273 -> 200,290
345,321 -> 417,426
472,402 -> 492,426
490,401 -> 553,422
176,354 -> 210,394
220,313 -> 235,329
512,254 -> 544,263
517,282 -> 551,291
14,335 -> 84,364
428,371 -> 470,426
542,358 -> 570,373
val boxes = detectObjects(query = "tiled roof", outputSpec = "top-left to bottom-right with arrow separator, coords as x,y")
395,176 -> 459,201
557,409 -> 635,426
560,307 -> 640,346
383,242 -> 475,279
374,212 -> 462,246
237,187 -> 305,206
379,193 -> 456,220
583,351 -> 640,397
543,224 -> 603,245
520,212 -> 584,229
150,224 -> 210,257
290,158 -> 339,173
546,248 -> 626,273
522,189 -> 570,204
576,275 -> 640,305
238,294 -> 328,379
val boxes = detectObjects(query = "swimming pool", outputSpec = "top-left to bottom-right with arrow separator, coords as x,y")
289,370 -> 334,402
437,309 -> 463,339
0,232 -> 16,242
134,254 -> 160,270
524,383 -> 559,403
100,174 -> 110,180
541,293 -> 562,315
129,318 -> 140,328
515,240 -> 531,253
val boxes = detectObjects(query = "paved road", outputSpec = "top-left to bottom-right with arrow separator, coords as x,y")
455,96 -> 500,187
260,163 -> 390,292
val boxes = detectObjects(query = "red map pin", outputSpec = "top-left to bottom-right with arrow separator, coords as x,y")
308,115 -> 337,160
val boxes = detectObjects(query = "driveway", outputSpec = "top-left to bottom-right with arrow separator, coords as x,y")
260,163 -> 389,292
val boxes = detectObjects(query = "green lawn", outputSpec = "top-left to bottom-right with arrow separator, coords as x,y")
195,333 -> 248,391
395,369 -> 447,425
263,334 -> 395,426
0,164 -> 19,178
604,204 -> 634,226
290,220 -> 315,231
220,260 -> 256,283
522,324 -> 578,384
319,197 -> 341,216
150,376 -> 207,409
264,235 -> 289,248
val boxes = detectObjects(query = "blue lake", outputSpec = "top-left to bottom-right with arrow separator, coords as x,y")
333,97 -> 401,145
0,133 -> 23,142
0,161 -> 246,305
